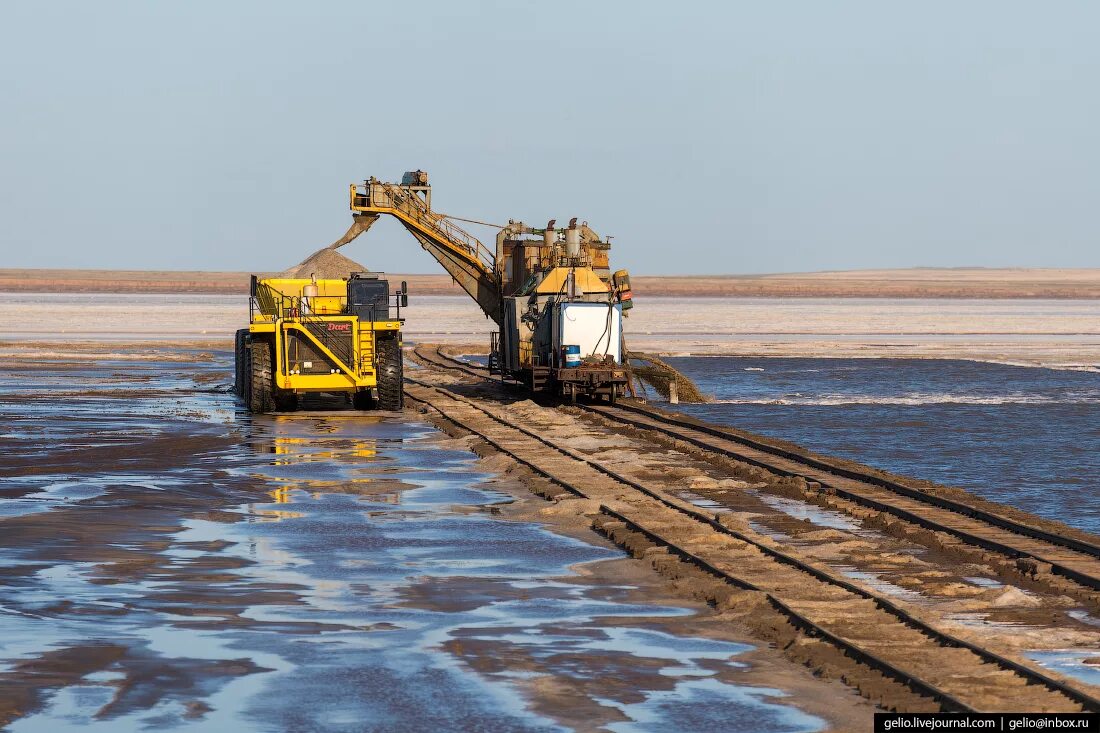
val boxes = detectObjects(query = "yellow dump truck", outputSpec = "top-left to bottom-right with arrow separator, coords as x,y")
234,273 -> 407,412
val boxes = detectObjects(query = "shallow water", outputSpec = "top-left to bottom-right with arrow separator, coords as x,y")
0,355 -> 824,732
1025,651 -> 1100,687
664,357 -> 1100,533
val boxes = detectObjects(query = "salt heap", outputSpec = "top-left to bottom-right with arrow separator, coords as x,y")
281,247 -> 367,279
281,215 -> 378,279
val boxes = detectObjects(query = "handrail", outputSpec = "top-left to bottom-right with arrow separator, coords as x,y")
297,310 -> 356,372
352,182 -> 496,275
251,288 -> 358,373
251,284 -> 410,376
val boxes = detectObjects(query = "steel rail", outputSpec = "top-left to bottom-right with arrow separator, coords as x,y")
597,399 -> 1100,560
403,385 -> 973,713
413,346 -> 1100,591
579,401 -> 1100,593
403,375 -> 1100,713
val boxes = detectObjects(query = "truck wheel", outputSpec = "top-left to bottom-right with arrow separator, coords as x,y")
249,340 -> 275,413
376,337 -> 403,410
241,342 -> 253,406
234,329 -> 249,397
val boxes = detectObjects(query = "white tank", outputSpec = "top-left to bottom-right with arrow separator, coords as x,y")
564,228 -> 581,258
543,229 -> 556,248
302,283 -> 318,315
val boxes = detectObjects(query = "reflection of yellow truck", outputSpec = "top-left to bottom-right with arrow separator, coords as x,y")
234,273 -> 408,413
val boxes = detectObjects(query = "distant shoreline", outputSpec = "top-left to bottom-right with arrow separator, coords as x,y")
2,267 -> 1100,299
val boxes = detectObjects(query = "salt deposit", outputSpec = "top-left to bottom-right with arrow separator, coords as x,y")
280,215 -> 378,279
281,248 -> 368,279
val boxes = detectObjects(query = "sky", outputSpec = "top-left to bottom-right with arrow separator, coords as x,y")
1,1 -> 1097,275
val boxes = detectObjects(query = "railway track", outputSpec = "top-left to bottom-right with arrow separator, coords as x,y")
402,370 -> 1099,712
412,345 -> 1100,596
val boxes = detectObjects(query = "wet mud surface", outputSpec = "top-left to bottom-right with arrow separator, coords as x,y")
0,349 -> 844,732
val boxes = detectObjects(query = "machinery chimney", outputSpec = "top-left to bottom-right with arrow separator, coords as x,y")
564,218 -> 581,259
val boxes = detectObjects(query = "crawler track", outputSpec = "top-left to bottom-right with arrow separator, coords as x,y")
403,372 -> 1099,712
413,346 -> 1100,595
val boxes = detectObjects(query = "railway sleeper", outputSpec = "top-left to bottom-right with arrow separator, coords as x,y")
592,406 -> 1100,601
406,381 -> 1096,713
592,510 -> 942,711
589,409 -> 1100,605
417,343 -> 1093,595
596,503 -> 1077,712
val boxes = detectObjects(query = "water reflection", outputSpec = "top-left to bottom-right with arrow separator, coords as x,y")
1,359 -> 825,732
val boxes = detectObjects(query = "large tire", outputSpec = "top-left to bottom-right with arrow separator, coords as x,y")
249,340 -> 275,414
376,337 -> 403,411
234,329 -> 249,397
241,342 -> 253,406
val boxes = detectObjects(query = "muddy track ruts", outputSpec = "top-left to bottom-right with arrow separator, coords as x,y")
414,345 -> 1100,598
402,366 -> 1099,713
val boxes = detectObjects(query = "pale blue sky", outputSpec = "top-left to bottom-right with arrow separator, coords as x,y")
1,2 -> 1096,274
